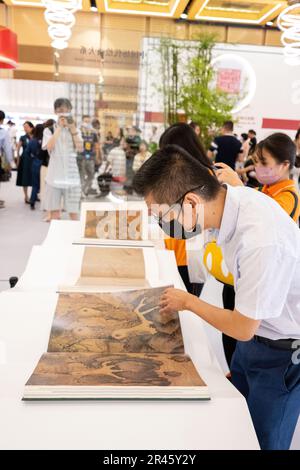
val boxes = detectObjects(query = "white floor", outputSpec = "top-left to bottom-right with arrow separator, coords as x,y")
0,174 -> 299,449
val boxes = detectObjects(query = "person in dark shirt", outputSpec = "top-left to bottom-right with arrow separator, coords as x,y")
248,129 -> 257,155
208,120 -> 243,169
28,124 -> 44,209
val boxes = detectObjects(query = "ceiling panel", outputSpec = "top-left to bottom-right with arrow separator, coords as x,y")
188,0 -> 287,24
96,0 -> 189,17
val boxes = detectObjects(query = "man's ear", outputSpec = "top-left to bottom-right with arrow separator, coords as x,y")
184,192 -> 202,207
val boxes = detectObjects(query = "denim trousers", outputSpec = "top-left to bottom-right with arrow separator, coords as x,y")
30,158 -> 42,203
231,338 -> 300,450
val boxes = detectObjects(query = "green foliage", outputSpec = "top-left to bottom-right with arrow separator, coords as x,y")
156,37 -> 181,127
155,34 -> 238,148
180,34 -> 237,148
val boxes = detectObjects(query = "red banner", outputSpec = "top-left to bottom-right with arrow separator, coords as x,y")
0,27 -> 18,69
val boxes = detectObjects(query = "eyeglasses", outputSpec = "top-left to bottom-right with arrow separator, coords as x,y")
152,185 -> 205,223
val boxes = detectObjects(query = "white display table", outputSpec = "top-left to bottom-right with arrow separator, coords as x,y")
0,220 -> 259,450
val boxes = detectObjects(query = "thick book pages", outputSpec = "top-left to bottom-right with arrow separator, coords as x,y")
23,286 -> 209,401
74,201 -> 153,247
58,246 -> 161,293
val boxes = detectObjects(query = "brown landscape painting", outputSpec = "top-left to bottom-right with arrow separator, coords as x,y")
47,286 -> 184,355
80,247 -> 145,279
84,210 -> 143,240
26,352 -> 205,387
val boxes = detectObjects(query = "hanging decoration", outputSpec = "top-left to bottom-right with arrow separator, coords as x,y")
278,3 -> 300,66
42,0 -> 82,50
0,27 -> 18,69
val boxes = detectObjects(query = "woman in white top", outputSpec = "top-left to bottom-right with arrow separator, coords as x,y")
133,141 -> 151,173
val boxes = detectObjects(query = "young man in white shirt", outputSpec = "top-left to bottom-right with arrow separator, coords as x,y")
133,144 -> 300,450
42,98 -> 83,220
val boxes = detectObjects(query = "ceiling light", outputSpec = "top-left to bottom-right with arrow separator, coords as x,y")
180,13 -> 188,19
42,0 -> 82,50
278,3 -> 300,65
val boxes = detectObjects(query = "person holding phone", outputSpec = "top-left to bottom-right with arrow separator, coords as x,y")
42,98 -> 83,220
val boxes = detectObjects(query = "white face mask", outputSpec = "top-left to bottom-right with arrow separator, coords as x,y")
57,113 -> 71,118
82,122 -> 91,128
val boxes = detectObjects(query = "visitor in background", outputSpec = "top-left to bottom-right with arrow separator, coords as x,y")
102,131 -> 114,157
189,121 -> 201,137
77,114 -> 100,197
113,128 -> 124,148
133,145 -> 300,450
0,110 -> 13,209
292,128 -> 300,189
7,120 -> 17,165
159,122 -> 212,296
248,129 -> 257,155
42,97 -> 83,221
215,132 -> 300,368
40,119 -> 55,222
133,140 -> 151,173
124,126 -> 141,193
16,121 -> 34,204
149,125 -> 160,152
27,124 -> 44,210
105,137 -> 126,190
240,133 -> 250,160
92,118 -> 101,142
207,120 -> 243,169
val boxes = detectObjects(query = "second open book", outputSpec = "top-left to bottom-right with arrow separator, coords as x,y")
58,245 -> 160,292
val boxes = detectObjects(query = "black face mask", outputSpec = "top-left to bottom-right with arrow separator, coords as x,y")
158,213 -> 202,240
156,184 -> 205,240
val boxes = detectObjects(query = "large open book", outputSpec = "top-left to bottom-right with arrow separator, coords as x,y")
23,287 -> 209,400
58,246 -> 160,293
74,201 -> 153,247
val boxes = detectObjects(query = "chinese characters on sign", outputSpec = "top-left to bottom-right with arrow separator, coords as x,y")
80,46 -> 144,60
217,68 -> 241,94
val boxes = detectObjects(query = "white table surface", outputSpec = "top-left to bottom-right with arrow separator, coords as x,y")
0,220 -> 259,450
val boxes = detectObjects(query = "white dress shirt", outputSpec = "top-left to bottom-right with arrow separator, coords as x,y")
216,185 -> 300,340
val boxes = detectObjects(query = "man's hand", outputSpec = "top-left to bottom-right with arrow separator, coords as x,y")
159,288 -> 191,315
214,162 -> 243,187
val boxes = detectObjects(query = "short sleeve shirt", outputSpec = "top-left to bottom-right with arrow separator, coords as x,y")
42,126 -> 81,189
216,185 -> 300,340
210,135 -> 243,169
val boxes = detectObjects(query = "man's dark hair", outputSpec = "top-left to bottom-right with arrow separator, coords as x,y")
223,120 -> 234,132
133,144 -> 221,205
82,114 -> 90,119
0,110 -> 5,122
54,98 -> 72,111
248,129 -> 256,135
159,123 -> 212,171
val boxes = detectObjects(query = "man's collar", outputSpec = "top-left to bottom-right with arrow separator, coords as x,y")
216,185 -> 240,245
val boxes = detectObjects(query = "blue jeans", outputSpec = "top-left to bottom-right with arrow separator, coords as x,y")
231,338 -> 300,450
30,158 -> 42,204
